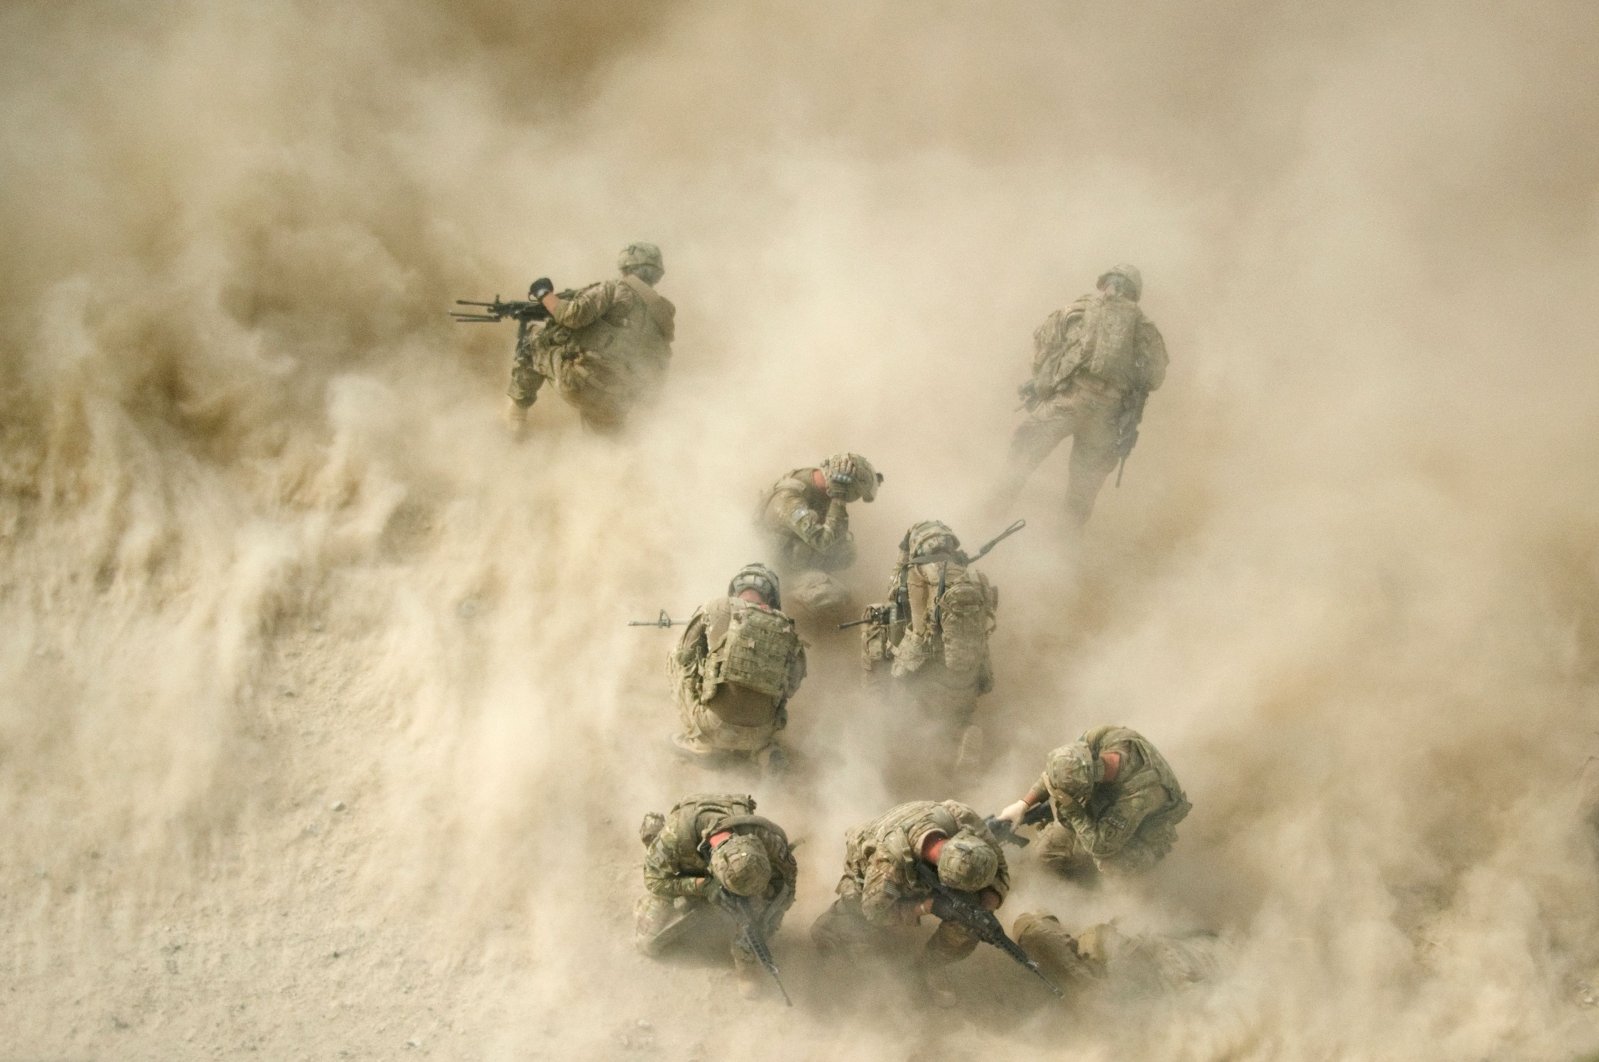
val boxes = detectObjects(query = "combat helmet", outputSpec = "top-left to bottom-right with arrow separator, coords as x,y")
902,519 -> 962,564
936,829 -> 999,892
820,452 -> 882,503
1096,263 -> 1143,301
1046,741 -> 1103,799
728,562 -> 781,609
710,834 -> 772,897
618,242 -> 665,281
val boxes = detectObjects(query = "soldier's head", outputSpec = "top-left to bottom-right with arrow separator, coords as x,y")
618,242 -> 665,285
1046,741 -> 1104,800
709,834 -> 772,898
902,520 -> 961,564
935,830 -> 1000,892
820,452 -> 882,503
728,563 -> 781,609
1096,263 -> 1143,302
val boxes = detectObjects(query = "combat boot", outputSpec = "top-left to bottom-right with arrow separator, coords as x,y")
503,397 -> 529,440
921,963 -> 959,1008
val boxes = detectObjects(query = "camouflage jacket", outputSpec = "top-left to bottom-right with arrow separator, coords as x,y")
642,793 -> 797,903
1029,725 -> 1189,862
887,558 -> 996,685
840,800 -> 1009,925
755,468 -> 856,572
1029,292 -> 1167,398
671,596 -> 808,726
532,274 -> 676,380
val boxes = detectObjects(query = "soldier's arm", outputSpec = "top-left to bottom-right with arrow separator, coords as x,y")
1138,317 -> 1168,392
544,280 -> 616,329
784,495 -> 850,553
642,834 -> 711,899
859,860 -> 926,926
1059,784 -> 1166,860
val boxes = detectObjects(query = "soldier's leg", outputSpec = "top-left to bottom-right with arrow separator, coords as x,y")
995,401 -> 1075,510
920,918 -> 982,1004
504,361 -> 545,438
1036,822 -> 1099,883
1013,911 -> 1102,987
1063,407 -> 1122,528
635,894 -> 715,956
810,893 -> 875,957
784,570 -> 853,627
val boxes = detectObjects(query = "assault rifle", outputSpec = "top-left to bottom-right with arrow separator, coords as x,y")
713,887 -> 793,1006
910,863 -> 1063,998
1113,389 -> 1148,487
628,610 -> 686,628
905,518 -> 1027,569
983,800 -> 1054,848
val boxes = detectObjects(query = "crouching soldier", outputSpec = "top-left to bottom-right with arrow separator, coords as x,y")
859,520 -> 999,771
635,793 -> 797,1000
754,452 -> 882,625
990,725 -> 1190,882
810,799 -> 1009,1005
669,564 -> 807,771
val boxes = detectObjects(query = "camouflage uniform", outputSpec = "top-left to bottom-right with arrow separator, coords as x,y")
669,594 -> 807,767
509,246 -> 676,434
1027,725 -> 1190,879
635,794 -> 797,974
810,800 -> 1009,970
1013,912 -> 1229,998
999,264 -> 1167,526
754,454 -> 878,624
862,521 -> 998,769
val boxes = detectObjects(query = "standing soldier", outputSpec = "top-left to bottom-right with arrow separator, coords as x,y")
990,724 -> 1190,882
810,799 -> 1009,1004
859,520 -> 998,771
669,564 -> 807,771
754,452 -> 882,624
997,264 -> 1167,526
506,241 -> 676,436
635,793 -> 798,1000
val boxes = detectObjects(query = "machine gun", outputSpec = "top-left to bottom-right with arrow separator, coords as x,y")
911,863 -> 1063,998
713,887 -> 793,1006
449,291 -> 551,325
627,610 -> 687,628
983,800 -> 1055,848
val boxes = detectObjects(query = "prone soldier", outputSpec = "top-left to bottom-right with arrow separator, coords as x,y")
635,793 -> 798,1000
504,241 -> 676,436
990,724 -> 1190,882
810,799 -> 1011,1004
997,264 -> 1168,527
754,452 -> 882,625
668,564 -> 807,771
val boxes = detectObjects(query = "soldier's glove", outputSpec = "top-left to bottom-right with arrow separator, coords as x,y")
825,472 -> 855,500
530,277 -> 555,299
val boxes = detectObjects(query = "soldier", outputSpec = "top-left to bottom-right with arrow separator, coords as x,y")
754,452 -> 882,624
991,725 -> 1190,881
505,241 -> 676,436
669,564 -> 807,771
860,520 -> 998,771
997,264 -> 1167,527
635,793 -> 798,999
1012,912 -> 1230,999
810,799 -> 1009,1004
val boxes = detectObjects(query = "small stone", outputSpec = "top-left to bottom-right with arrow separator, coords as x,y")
330,800 -> 347,812
406,1039 -> 420,1049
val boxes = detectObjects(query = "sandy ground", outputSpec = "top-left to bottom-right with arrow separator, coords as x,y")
4,2 -> 1599,1059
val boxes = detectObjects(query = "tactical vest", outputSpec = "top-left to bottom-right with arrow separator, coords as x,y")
702,599 -> 801,724
1078,294 -> 1144,383
539,277 -> 673,401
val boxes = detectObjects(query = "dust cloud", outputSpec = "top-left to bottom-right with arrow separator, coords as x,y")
2,0 -> 1598,1058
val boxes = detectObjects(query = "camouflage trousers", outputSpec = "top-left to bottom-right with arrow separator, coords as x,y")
999,376 -> 1126,527
890,664 -> 986,770
672,697 -> 782,766
780,569 -> 854,627
1035,818 -> 1179,881
809,892 -> 981,968
1014,911 -> 1227,998
634,893 -> 790,967
507,344 -> 632,435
